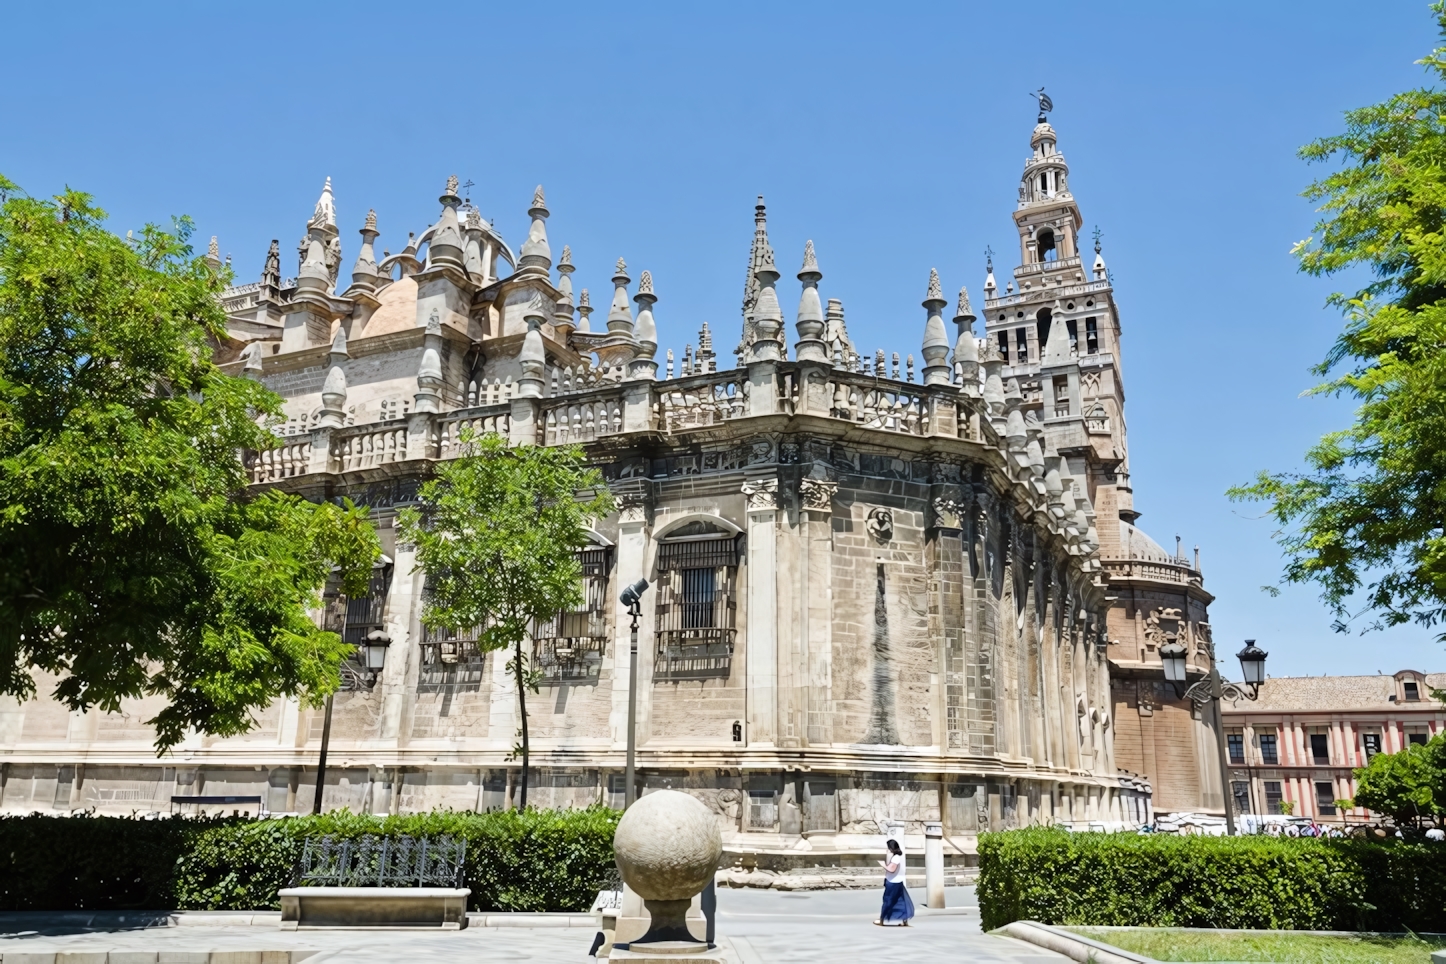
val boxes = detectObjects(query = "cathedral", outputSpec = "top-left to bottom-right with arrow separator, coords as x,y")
0,109 -> 1222,864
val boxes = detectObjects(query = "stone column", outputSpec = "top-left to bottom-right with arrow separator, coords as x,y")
924,821 -> 945,908
742,477 -> 780,746
379,541 -> 422,742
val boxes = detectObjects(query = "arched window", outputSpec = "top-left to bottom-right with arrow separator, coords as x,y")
1036,307 -> 1053,352
654,522 -> 740,680
1038,228 -> 1057,262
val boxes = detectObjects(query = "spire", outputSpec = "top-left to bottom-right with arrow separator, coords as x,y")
1092,227 -> 1108,281
415,313 -> 444,414
748,236 -> 784,363
517,185 -> 552,276
463,207 -> 486,278
428,175 -> 466,272
576,288 -> 593,333
204,236 -> 221,271
982,337 -> 1006,417
983,250 -> 997,298
794,240 -> 827,363
953,286 -> 979,391
921,268 -> 950,386
309,177 -> 337,233
329,326 -> 349,364
349,210 -> 380,291
607,258 -> 634,335
262,240 -> 281,289
1042,299 -> 1073,366
554,244 -> 576,339
631,270 -> 659,379
518,296 -> 548,399
737,195 -> 772,360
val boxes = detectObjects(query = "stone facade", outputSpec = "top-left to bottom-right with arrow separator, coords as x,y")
0,115 -> 1178,858
1221,669 -> 1446,823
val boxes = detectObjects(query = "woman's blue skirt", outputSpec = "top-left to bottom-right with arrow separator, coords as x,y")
880,880 -> 915,923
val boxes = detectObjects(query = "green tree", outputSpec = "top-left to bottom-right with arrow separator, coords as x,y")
1350,735 -> 1446,830
1230,5 -> 1446,639
0,177 -> 379,750
399,432 -> 614,807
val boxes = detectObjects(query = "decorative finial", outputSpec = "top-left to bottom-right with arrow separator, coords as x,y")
985,245 -> 994,273
801,239 -> 818,273
926,267 -> 942,302
758,241 -> 777,275
363,209 -> 377,232
1092,225 -> 1103,255
956,287 -> 974,319
446,174 -> 459,196
638,270 -> 654,296
614,256 -> 628,277
207,236 -> 219,260
560,244 -> 573,268
465,208 -> 482,230
579,288 -> 591,308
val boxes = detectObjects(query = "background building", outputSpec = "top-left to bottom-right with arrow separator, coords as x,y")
0,114 -> 1190,862
1222,669 -> 1445,821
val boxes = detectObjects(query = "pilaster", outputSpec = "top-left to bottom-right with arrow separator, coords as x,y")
800,474 -> 837,746
930,487 -> 965,754
742,476 -> 779,746
609,483 -> 654,748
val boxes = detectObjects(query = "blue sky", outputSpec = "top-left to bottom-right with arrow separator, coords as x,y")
3,1 -> 1442,678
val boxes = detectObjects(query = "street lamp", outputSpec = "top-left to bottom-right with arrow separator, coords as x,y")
362,630 -> 391,680
619,578 -> 650,810
1165,639 -> 1269,835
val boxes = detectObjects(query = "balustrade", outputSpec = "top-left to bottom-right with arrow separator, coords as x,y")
249,438 -> 313,483
540,391 -> 625,445
334,422 -> 408,472
657,372 -> 748,432
826,373 -> 927,435
438,405 -> 511,456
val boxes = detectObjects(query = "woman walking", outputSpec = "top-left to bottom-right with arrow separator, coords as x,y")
874,838 -> 915,926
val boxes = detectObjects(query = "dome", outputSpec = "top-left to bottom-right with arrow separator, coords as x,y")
362,275 -> 418,337
1119,522 -> 1172,563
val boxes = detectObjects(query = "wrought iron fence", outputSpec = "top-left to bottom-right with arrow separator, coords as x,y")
294,834 -> 467,888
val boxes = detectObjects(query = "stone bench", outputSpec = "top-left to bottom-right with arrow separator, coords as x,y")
278,885 -> 470,929
279,833 -> 469,930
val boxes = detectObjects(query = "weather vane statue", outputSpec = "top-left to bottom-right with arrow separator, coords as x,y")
1030,87 -> 1054,123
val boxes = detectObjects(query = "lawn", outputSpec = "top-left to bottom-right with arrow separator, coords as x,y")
1066,927 -> 1444,964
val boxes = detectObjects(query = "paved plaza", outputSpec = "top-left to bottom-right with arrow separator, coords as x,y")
0,888 -> 1067,963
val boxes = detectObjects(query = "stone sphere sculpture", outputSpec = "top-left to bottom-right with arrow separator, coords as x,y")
614,790 -> 721,943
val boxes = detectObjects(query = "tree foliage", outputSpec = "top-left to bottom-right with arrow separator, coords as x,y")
0,176 -> 379,749
1350,734 -> 1446,830
1230,4 -> 1446,637
399,432 -> 614,806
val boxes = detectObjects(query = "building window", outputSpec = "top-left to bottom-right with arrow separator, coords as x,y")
1015,327 -> 1028,364
654,530 -> 739,681
1408,732 -> 1428,746
324,564 -> 393,688
533,545 -> 613,683
1231,781 -> 1251,815
1403,680 -> 1420,701
1038,228 -> 1057,262
1264,781 -> 1283,814
1259,734 -> 1279,765
418,621 -> 488,693
1315,781 -> 1337,816
1310,733 -> 1330,765
997,332 -> 1010,361
1085,317 -> 1099,354
1362,733 -> 1382,758
1227,733 -> 1245,764
745,774 -> 780,830
1066,318 -> 1078,354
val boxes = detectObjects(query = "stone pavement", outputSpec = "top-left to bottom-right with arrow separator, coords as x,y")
0,888 -> 1066,963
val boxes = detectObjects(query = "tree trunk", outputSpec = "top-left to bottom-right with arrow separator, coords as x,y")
515,635 -> 529,809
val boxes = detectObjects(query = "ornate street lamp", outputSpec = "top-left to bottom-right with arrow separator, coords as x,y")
1164,639 -> 1269,836
362,629 -> 392,680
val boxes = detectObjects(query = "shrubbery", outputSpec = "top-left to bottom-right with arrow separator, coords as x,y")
978,828 -> 1446,933
0,808 -> 619,912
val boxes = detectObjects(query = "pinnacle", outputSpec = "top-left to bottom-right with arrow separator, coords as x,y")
801,240 -> 819,273
956,286 -> 974,318
927,268 -> 943,302
445,174 -> 459,196
363,209 -> 377,232
638,270 -> 654,296
560,244 -> 573,267
614,257 -> 629,278
579,288 -> 591,307
207,236 -> 219,259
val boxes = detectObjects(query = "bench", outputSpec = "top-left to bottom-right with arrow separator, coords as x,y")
278,834 -> 469,930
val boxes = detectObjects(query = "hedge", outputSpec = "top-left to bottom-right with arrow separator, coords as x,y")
978,828 -> 1446,933
0,808 -> 619,912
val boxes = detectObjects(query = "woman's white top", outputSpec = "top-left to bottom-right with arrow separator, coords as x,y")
885,851 -> 906,883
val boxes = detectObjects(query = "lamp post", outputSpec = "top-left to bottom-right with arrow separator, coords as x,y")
619,578 -> 650,809
1161,639 -> 1268,836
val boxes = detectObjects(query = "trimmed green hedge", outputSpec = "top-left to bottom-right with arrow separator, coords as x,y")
978,828 -> 1446,933
0,808 -> 619,912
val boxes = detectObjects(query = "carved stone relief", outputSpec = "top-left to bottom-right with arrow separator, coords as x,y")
741,478 -> 779,510
865,508 -> 894,542
799,478 -> 837,513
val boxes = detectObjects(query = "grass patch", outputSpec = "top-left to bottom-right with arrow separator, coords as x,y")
1067,927 -> 1443,963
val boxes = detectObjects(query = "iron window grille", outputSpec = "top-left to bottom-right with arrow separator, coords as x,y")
418,621 -> 487,694
322,565 -> 393,690
532,546 -> 613,683
654,535 -> 739,681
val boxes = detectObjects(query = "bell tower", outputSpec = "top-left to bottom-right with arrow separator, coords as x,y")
983,96 -> 1222,817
